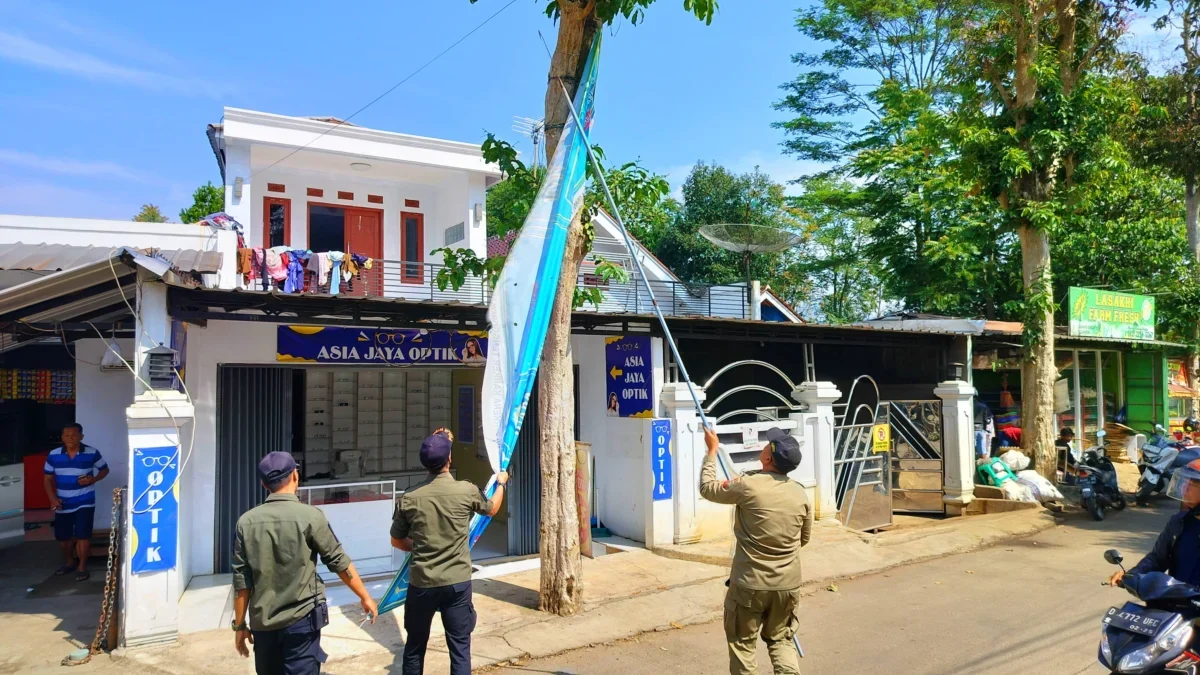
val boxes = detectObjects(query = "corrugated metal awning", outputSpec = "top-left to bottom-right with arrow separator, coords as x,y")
0,243 -> 222,275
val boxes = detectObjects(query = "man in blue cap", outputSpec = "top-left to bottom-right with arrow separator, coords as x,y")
230,451 -> 377,675
700,427 -> 813,675
391,428 -> 509,675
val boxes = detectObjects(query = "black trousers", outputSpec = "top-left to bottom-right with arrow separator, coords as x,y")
403,581 -> 476,675
252,605 -> 328,675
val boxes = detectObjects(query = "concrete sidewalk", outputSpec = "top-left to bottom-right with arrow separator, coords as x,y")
103,508 -> 1057,674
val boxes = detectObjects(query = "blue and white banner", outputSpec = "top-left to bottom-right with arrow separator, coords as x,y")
651,419 -> 672,501
376,33 -> 605,615
130,445 -> 178,574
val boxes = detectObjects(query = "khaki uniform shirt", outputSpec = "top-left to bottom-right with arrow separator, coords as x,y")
231,493 -> 350,631
390,472 -> 495,588
699,453 -> 813,591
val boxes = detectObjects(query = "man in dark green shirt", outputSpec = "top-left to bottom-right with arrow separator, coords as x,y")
231,451 -> 377,675
391,429 -> 508,675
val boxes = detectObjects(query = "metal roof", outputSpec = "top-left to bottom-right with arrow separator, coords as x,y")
1054,333 -> 1187,350
0,243 -> 222,275
0,247 -> 212,353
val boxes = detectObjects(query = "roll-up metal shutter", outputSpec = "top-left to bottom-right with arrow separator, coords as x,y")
507,384 -> 541,557
214,366 -> 293,573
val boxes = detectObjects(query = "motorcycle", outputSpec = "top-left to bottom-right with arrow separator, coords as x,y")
1076,430 -> 1126,521
1099,549 -> 1200,674
1139,425 -> 1181,506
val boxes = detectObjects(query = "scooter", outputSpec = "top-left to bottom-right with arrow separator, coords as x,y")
1099,549 -> 1200,674
1077,430 -> 1126,521
1138,425 -> 1180,506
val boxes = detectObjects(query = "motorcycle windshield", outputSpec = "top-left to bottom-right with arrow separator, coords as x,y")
1129,572 -> 1200,603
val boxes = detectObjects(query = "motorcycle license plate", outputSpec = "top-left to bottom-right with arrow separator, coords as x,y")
1143,468 -> 1159,485
1103,606 -> 1168,637
1082,486 -> 1094,497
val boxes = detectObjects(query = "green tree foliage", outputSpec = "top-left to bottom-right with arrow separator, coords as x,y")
178,182 -> 224,224
791,176 -> 886,323
132,204 -> 169,223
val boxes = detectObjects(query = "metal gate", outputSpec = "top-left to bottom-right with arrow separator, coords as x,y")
832,376 -> 893,531
889,400 -> 945,514
214,366 -> 294,573
700,360 -> 806,474
507,383 -> 542,557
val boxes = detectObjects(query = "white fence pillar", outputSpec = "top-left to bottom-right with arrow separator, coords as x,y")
661,382 -> 706,545
792,381 -> 841,522
935,379 -> 977,516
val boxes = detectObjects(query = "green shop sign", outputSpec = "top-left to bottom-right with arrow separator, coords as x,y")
1068,287 -> 1155,340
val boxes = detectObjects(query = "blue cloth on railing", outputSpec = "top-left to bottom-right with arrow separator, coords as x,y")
285,250 -> 311,293
328,252 -> 345,295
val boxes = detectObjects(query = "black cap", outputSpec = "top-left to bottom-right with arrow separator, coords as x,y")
1060,427 -> 1075,438
765,428 -> 802,472
420,432 -> 452,471
258,451 -> 297,486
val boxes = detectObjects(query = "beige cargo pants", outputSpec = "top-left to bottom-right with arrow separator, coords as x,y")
723,584 -> 801,675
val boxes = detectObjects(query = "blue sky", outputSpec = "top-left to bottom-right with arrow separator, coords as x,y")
0,0 -> 821,221
0,1 -> 1178,222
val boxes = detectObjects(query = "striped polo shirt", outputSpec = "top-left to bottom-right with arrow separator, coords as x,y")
43,445 -> 108,513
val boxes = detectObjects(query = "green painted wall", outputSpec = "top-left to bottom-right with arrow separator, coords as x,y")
1125,351 -> 1167,432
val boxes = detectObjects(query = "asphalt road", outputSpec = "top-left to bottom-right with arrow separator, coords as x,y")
489,504 -> 1172,675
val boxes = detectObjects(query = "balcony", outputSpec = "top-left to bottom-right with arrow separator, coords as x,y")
250,259 -> 755,319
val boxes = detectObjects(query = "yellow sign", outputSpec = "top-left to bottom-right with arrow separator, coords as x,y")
872,424 -> 891,453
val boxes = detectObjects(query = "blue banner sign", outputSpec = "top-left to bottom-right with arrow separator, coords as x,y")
605,336 -> 653,418
651,419 -> 672,501
277,326 -> 487,366
131,445 -> 179,574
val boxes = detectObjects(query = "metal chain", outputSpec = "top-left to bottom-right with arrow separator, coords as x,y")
63,488 -> 123,667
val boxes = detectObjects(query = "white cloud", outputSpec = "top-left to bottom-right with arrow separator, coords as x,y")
0,31 -> 228,99
0,149 -> 158,184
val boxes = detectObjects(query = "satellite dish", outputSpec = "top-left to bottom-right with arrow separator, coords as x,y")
699,223 -> 804,300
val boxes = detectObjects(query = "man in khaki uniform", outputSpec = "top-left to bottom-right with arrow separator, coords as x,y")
391,429 -> 508,675
700,426 -> 813,675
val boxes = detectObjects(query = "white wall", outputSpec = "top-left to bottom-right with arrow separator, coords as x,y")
183,320 -> 278,576
74,339 -> 134,529
571,334 -> 664,543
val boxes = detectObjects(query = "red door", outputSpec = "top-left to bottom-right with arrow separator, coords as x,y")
344,208 -> 382,296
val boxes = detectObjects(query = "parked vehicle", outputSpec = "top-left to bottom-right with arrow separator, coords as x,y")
1099,549 -> 1200,674
1139,425 -> 1181,506
1077,430 -> 1125,521
0,462 -> 22,550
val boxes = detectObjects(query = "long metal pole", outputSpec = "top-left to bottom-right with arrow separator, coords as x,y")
556,82 -> 804,658
553,81 -> 740,479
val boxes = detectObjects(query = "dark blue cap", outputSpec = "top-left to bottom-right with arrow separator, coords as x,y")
258,451 -> 297,486
420,432 -> 452,471
765,428 -> 802,472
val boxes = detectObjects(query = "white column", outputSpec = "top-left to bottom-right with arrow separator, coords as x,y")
133,280 -> 171,397
792,381 -> 841,522
935,379 -> 977,516
224,143 -> 253,247
661,382 -> 706,545
122,392 -> 194,648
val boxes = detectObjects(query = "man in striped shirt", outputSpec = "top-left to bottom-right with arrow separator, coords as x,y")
42,423 -> 109,581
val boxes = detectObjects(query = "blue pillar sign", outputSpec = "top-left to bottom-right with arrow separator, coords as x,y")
651,419 -> 672,501
131,445 -> 179,574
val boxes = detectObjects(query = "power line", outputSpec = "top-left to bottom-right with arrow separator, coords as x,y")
250,0 -> 520,179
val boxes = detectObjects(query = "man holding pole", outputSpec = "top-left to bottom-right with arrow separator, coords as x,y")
700,427 -> 813,675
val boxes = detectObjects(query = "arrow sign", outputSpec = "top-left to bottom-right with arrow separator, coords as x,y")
610,366 -> 623,380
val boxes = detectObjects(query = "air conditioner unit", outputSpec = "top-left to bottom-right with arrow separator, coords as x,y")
100,343 -> 132,372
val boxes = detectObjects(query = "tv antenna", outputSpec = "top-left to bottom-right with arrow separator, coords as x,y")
512,116 -> 545,172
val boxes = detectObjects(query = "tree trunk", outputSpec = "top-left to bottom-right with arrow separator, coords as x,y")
537,213 -> 586,616
543,4 -> 599,160
1189,171 -> 1200,417
1017,223 -> 1058,479
533,0 -> 597,616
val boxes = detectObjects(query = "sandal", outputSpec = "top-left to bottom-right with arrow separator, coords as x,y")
75,571 -> 90,582
53,564 -> 75,576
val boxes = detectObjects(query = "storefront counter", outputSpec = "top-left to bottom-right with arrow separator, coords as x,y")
298,479 -> 398,579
